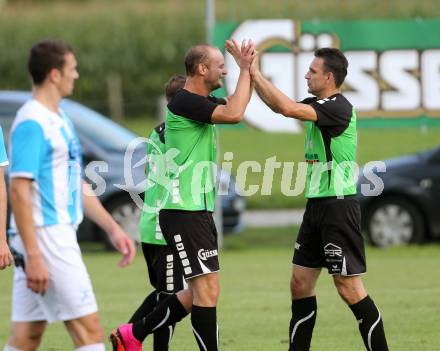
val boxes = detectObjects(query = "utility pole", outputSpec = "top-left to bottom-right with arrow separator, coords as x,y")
206,0 -> 215,44
206,0 -> 224,249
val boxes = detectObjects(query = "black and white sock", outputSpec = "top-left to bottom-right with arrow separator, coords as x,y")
153,293 -> 176,351
128,290 -> 159,323
132,293 -> 188,342
191,306 -> 219,351
289,296 -> 317,351
153,322 -> 175,351
349,295 -> 388,351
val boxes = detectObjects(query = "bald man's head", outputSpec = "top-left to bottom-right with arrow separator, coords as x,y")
184,44 -> 219,77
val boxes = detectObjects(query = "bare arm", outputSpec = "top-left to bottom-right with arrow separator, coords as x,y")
10,177 -> 48,293
82,182 -> 135,267
251,55 -> 318,122
211,39 -> 256,124
0,167 -> 13,270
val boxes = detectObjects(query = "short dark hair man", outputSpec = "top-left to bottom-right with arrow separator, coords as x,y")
164,75 -> 186,102
4,39 -> 136,351
110,40 -> 256,351
248,47 -> 389,350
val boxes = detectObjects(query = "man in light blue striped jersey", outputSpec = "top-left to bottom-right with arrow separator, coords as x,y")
3,39 -> 136,351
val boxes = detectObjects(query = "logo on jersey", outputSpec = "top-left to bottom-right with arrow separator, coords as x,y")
316,97 -> 336,104
324,243 -> 343,257
198,248 -> 218,261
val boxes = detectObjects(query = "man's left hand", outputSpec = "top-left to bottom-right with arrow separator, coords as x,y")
0,241 -> 13,270
107,226 -> 136,267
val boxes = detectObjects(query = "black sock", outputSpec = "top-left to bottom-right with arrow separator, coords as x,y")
153,322 -> 175,351
132,293 -> 188,342
153,293 -> 176,351
289,296 -> 317,351
349,295 -> 388,351
128,290 -> 159,323
191,306 -> 219,351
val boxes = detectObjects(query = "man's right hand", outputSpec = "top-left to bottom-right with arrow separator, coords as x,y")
0,241 -> 13,270
225,39 -> 257,71
239,39 -> 257,71
26,253 -> 49,295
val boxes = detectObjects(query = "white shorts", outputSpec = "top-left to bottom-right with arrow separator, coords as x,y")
9,224 -> 98,323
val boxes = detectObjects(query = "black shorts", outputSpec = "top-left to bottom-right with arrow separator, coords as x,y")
142,243 -> 185,293
293,196 -> 366,276
159,209 -> 220,280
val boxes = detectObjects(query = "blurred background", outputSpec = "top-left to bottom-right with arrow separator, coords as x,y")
1,1 -> 440,349
0,0 -> 439,119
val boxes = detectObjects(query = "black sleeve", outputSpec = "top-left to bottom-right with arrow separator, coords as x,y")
168,90 -> 222,124
308,95 -> 353,137
300,97 -> 317,105
208,95 -> 227,105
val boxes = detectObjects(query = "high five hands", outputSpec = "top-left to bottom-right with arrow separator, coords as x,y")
225,39 -> 259,72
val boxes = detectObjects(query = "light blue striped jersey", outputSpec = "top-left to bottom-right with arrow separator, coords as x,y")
9,99 -> 83,230
0,126 -> 8,166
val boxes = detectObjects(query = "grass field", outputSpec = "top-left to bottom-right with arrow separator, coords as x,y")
1,227 -> 439,350
125,119 -> 440,209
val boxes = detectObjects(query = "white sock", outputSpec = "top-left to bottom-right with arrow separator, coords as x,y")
3,345 -> 22,351
74,343 -> 105,351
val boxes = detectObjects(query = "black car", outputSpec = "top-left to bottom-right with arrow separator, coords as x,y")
0,91 -> 245,244
357,146 -> 440,247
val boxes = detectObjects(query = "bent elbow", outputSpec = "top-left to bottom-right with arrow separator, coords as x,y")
222,111 -> 244,124
10,181 -> 29,205
230,113 -> 244,124
9,185 -> 21,204
278,105 -> 291,117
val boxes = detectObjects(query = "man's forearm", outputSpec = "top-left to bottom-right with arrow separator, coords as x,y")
10,181 -> 40,256
0,175 -> 7,244
226,69 -> 253,118
252,70 -> 294,114
82,182 -> 116,234
252,69 -> 318,121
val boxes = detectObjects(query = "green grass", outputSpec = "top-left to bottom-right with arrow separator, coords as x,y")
1,228 -> 440,350
125,118 -> 440,209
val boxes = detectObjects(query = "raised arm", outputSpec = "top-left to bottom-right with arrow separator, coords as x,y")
250,55 -> 317,122
211,39 -> 256,124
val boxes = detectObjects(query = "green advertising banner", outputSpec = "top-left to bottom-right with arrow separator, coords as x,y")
214,19 -> 440,131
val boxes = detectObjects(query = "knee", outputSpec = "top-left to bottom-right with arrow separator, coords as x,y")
177,289 -> 194,312
203,280 -> 220,304
335,282 -> 351,303
290,275 -> 313,299
192,275 -> 220,306
334,278 -> 365,305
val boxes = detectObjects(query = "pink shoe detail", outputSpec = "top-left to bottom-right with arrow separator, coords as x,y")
110,323 -> 142,351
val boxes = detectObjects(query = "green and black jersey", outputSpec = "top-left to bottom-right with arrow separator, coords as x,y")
163,89 -> 226,212
139,123 -> 168,245
302,93 -> 357,198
